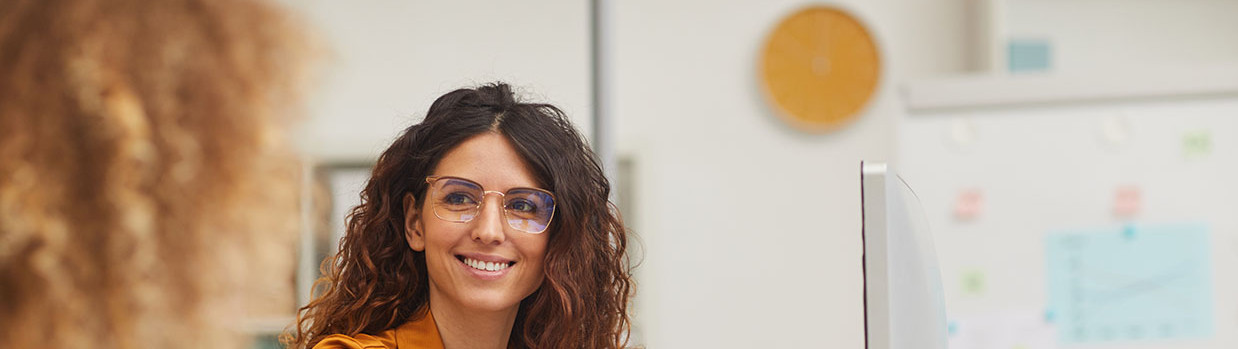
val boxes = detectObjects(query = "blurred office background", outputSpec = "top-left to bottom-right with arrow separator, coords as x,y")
254,1 -> 1238,348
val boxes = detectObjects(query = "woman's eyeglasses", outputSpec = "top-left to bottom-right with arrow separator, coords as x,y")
424,176 -> 556,234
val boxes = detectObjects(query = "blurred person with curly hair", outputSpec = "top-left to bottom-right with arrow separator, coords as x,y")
288,83 -> 634,349
0,0 -> 316,347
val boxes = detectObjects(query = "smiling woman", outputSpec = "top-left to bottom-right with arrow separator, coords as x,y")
286,83 -> 634,349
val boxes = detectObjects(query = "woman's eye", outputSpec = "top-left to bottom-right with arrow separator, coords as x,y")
508,199 -> 536,213
443,193 -> 476,205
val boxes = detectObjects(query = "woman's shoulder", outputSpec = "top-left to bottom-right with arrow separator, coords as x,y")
310,312 -> 443,349
311,330 -> 398,349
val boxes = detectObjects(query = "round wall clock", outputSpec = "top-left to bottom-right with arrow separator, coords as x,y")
760,6 -> 882,133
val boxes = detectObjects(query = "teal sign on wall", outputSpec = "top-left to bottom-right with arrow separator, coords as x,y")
1008,39 -> 1052,73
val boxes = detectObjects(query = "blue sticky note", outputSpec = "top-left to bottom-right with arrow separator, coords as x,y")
1008,39 -> 1051,73
1045,223 -> 1213,344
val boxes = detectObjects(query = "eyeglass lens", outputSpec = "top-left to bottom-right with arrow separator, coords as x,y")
429,177 -> 555,233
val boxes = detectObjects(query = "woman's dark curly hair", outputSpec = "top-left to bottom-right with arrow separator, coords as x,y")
286,82 -> 633,348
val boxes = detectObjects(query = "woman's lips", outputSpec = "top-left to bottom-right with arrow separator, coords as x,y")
455,254 -> 515,280
460,256 -> 514,271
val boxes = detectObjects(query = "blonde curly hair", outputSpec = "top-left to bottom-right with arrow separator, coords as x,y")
0,0 -> 315,347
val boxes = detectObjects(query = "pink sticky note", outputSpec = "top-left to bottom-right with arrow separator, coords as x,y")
1114,185 -> 1141,218
955,189 -> 983,220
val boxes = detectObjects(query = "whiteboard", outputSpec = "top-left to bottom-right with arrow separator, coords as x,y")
899,77 -> 1238,349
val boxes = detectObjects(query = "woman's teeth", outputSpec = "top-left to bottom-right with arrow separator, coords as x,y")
463,257 -> 511,272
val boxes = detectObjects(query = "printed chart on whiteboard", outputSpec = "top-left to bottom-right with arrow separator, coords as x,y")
1045,223 -> 1214,345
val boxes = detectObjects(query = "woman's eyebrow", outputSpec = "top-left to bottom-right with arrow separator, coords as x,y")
443,177 -> 480,186
440,175 -> 546,192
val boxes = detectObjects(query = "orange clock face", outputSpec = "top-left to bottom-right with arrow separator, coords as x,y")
760,6 -> 881,133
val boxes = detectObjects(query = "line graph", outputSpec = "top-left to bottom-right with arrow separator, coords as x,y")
1046,223 -> 1213,344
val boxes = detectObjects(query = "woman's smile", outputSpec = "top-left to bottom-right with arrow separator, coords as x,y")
456,253 -> 517,280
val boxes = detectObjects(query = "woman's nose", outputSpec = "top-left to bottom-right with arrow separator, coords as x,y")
470,192 -> 507,244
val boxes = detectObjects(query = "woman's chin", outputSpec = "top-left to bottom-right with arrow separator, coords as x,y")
456,293 -> 525,313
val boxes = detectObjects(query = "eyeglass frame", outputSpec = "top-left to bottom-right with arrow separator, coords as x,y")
422,175 -> 557,234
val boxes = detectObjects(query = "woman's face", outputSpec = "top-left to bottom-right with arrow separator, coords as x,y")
404,132 -> 550,314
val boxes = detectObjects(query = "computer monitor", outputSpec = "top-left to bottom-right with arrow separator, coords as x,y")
861,162 -> 948,349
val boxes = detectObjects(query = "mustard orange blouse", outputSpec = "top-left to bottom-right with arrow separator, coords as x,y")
312,311 -> 444,349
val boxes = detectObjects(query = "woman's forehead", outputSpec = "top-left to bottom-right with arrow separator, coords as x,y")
432,133 -> 543,191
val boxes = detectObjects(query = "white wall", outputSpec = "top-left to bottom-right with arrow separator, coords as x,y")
286,0 -> 592,163
1003,0 -> 1238,73
611,0 -> 971,346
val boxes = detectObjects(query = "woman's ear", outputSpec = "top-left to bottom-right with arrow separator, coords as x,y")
403,193 -> 426,251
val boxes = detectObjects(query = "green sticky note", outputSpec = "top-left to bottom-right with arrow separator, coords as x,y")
962,269 -> 986,296
1183,131 -> 1213,159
